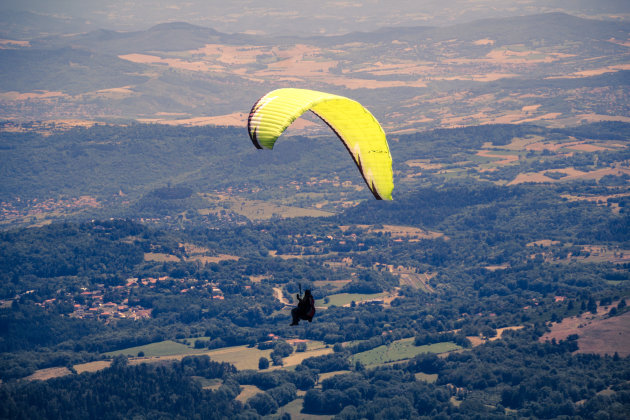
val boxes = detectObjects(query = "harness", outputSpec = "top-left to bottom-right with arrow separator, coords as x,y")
305,295 -> 315,318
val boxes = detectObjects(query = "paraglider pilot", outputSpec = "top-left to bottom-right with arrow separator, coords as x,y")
291,289 -> 315,326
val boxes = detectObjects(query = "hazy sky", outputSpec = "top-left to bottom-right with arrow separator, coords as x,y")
2,0 -> 629,35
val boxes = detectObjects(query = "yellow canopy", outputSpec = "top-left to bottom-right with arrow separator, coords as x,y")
248,88 -> 394,200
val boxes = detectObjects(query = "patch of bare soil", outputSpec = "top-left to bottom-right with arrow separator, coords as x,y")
0,90 -> 67,100
375,224 -> 444,240
467,326 -> 524,347
508,165 -> 630,185
138,113 -> 248,127
311,279 -> 352,292
542,309 -> 630,357
119,53 -> 219,72
25,367 -> 72,381
192,254 -> 240,264
526,139 -> 615,152
552,64 -> 630,79
473,39 -> 495,46
567,143 -> 615,152
74,360 -> 112,374
0,39 -> 30,48
576,113 -> 630,124
273,287 -> 291,306
527,240 -> 561,247
434,72 -> 518,83
521,104 -> 541,113
484,47 -> 570,64
476,150 -> 519,166
484,264 -> 510,271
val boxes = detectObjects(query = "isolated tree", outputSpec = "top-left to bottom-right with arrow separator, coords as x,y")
258,357 -> 270,370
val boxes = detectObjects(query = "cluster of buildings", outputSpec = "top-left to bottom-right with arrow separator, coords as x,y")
0,196 -> 99,224
27,276 -> 226,324
33,287 -> 153,323
70,301 -> 152,322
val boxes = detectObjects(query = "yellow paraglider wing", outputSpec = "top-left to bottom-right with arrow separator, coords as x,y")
248,88 -> 394,200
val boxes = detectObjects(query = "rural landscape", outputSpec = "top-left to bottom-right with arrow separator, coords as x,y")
1,1 -> 629,419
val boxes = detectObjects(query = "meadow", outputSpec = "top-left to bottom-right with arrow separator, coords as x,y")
350,338 -> 461,366
316,292 -> 388,308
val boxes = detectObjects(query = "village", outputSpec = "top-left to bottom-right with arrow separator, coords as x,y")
1,275 -> 225,324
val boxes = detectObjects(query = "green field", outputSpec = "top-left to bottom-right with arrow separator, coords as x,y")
104,340 -> 271,370
351,338 -> 460,366
204,345 -> 273,370
316,292 -> 387,308
105,340 -> 201,357
277,397 -> 333,420
415,372 -> 439,383
104,339 -> 330,371
192,376 -> 222,390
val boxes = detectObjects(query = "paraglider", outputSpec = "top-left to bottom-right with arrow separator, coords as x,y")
247,88 -> 394,200
291,287 -> 315,326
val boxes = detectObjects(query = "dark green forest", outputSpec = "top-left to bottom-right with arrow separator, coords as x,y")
1,122 -> 629,418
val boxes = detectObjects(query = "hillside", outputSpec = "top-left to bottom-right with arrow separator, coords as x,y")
1,13 -> 628,131
1,121 -> 628,227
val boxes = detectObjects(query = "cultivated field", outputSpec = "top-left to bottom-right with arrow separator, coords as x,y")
143,252 -> 180,262
25,367 -> 72,381
350,337 -> 461,366
199,194 -> 334,221
316,292 -> 388,308
339,224 -> 444,240
105,340 -> 202,357
143,245 -> 240,264
73,360 -> 112,374
311,279 -> 352,293
508,165 -> 630,185
84,338 -> 333,373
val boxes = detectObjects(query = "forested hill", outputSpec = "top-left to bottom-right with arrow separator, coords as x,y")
2,121 -> 629,229
343,184 -> 629,243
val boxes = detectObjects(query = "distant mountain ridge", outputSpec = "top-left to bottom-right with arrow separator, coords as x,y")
316,12 -> 629,45
2,0 -> 629,36
31,13 -> 630,52
32,22 -> 234,54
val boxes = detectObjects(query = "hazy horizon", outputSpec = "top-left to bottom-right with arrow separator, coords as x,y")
2,0 -> 629,37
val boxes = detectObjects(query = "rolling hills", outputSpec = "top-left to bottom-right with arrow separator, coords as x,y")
1,13 -> 628,132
